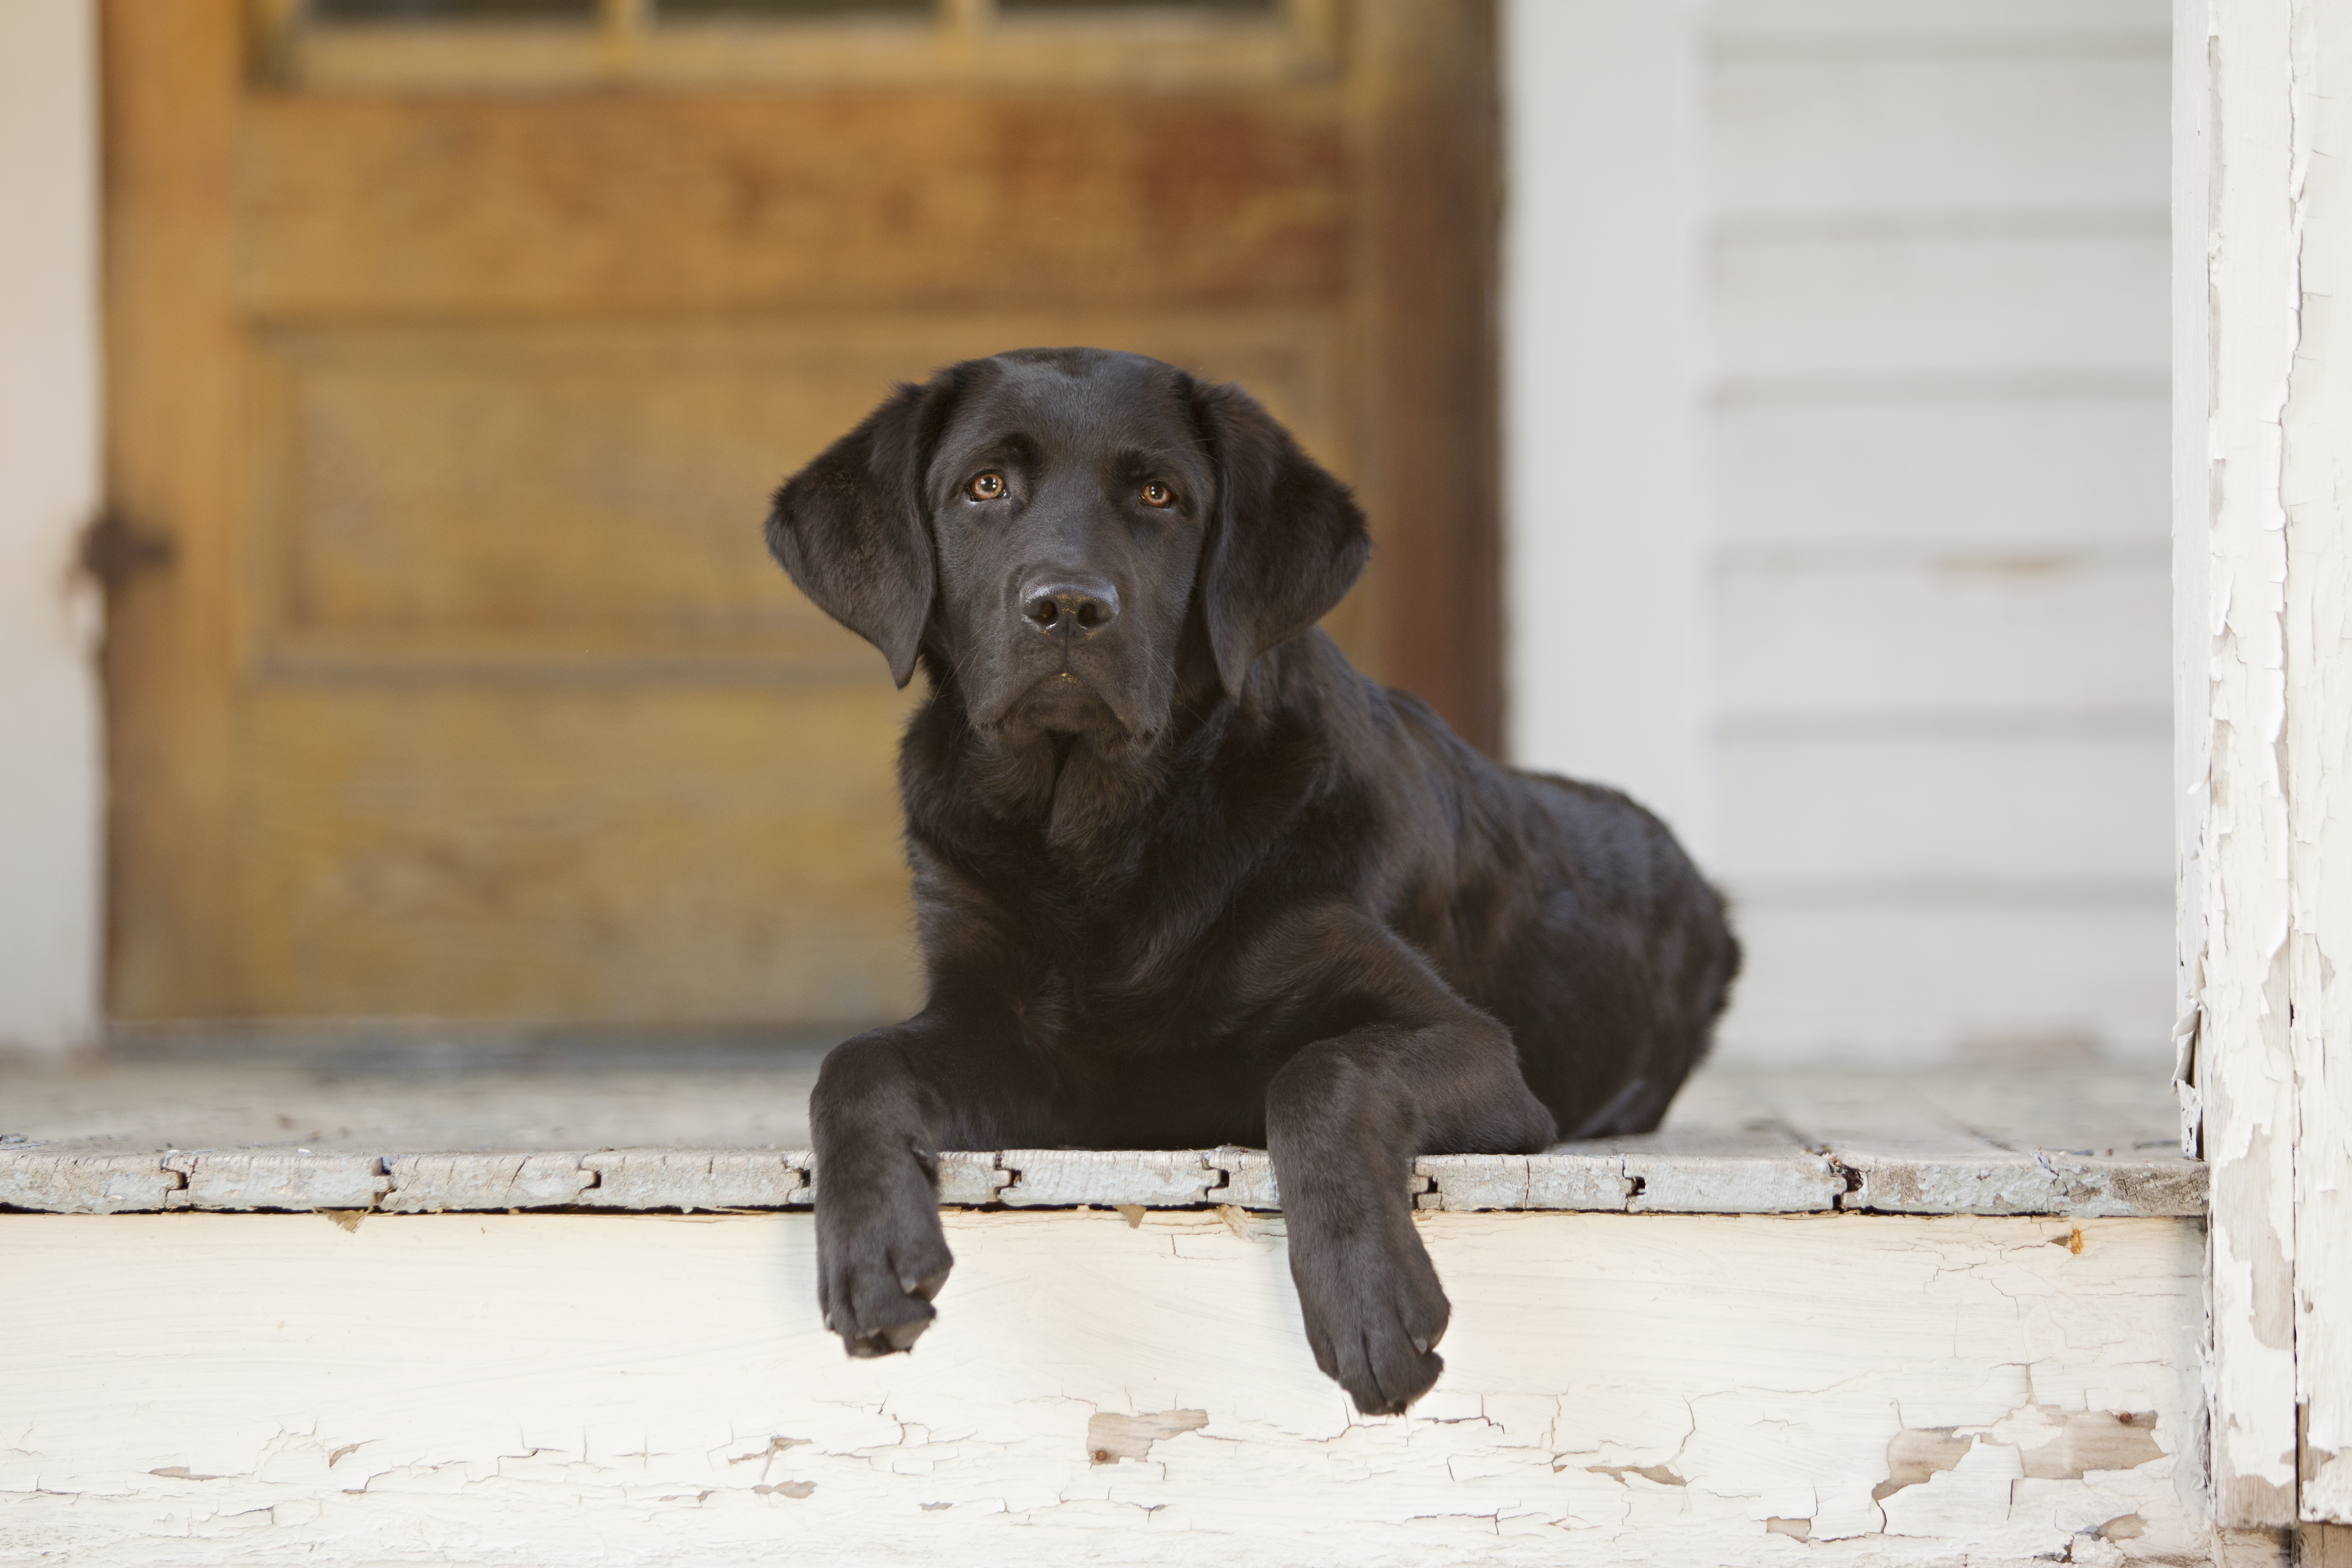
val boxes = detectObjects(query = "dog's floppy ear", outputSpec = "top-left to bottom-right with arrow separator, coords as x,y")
765,373 -> 961,689
1187,377 -> 1372,699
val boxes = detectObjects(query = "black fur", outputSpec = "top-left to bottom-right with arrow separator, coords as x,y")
765,348 -> 1740,1415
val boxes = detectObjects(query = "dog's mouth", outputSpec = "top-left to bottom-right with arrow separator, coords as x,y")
1016,669 -> 1126,729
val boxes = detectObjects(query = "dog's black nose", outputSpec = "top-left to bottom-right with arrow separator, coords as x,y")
1021,579 -> 1120,638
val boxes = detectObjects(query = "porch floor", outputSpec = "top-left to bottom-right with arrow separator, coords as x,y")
0,1040 -> 2199,1219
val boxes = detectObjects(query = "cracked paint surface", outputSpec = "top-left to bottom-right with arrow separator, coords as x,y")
2190,0 -> 2352,1528
0,1209 -> 2208,1566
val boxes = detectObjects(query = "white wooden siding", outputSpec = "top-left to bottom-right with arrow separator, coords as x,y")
1716,400 -> 2169,549
1699,0 -> 2173,1062
1724,905 -> 2174,1059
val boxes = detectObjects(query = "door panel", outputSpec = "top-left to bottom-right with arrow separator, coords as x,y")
245,312 -> 1347,677
102,0 -> 1493,1024
234,96 -> 1350,312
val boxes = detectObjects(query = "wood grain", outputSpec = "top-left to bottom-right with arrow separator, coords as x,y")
99,0 -> 246,1015
235,93 -> 1350,315
101,1 -> 1503,1021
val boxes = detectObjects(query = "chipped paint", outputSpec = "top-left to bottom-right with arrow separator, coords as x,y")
1086,1411 -> 1209,1465
0,1142 -> 2208,1219
2280,0 -> 2352,1526
0,1209 -> 2209,1566
2190,0 -> 2352,1526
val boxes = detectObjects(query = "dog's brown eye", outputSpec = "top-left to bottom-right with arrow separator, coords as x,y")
967,472 -> 1005,501
1141,482 -> 1175,509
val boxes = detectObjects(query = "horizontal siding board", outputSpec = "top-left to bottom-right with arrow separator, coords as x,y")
1714,397 -> 2166,547
1714,233 -> 2167,380
1713,57 -> 2166,214
1717,561 -> 2170,714
1711,0 -> 2168,50
1715,734 -> 2170,883
1713,903 -> 2175,1061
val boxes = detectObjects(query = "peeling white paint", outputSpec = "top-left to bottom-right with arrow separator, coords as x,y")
0,1209 -> 2208,1566
0,1141 -> 2208,1219
2279,0 -> 2352,1528
2188,0 -> 2352,1528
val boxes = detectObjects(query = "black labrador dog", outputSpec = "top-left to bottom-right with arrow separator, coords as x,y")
765,348 -> 1739,1415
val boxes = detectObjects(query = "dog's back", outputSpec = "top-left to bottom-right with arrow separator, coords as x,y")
1330,655 -> 1740,1140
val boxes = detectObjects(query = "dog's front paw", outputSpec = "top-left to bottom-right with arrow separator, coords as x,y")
815,1169 -> 955,1358
1292,1226 -> 1451,1416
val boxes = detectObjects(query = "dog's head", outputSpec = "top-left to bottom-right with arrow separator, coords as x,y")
766,348 -> 1368,749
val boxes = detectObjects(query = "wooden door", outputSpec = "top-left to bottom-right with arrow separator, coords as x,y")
100,0 -> 1497,1027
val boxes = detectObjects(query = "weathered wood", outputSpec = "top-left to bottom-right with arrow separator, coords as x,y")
0,1209 -> 2212,1566
101,1 -> 1503,1021
997,1149 -> 1214,1209
235,95 -> 1349,315
98,0 -> 244,1016
1840,1150 -> 2208,1218
277,1 -> 1341,95
2188,0 -> 2325,1528
2282,0 -> 2352,1525
0,1151 -> 181,1214
0,1141 -> 2206,1219
578,1149 -> 806,1211
166,1150 -> 388,1212
1353,0 -> 1501,749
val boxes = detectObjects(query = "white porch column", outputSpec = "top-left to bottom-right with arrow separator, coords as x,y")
0,0 -> 105,1058
2185,0 -> 2352,1528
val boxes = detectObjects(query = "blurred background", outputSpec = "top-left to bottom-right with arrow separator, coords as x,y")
0,0 -> 2171,1070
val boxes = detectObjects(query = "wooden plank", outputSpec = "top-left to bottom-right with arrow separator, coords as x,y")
167,1151 -> 388,1211
1716,558 -> 2170,716
1716,231 -> 2168,385
1711,0 -> 2169,49
0,1140 -> 2206,1219
0,1209 -> 2211,1563
1716,733 -> 2170,884
285,5 -> 1339,94
235,683 -> 923,1022
578,1149 -> 807,1211
1839,1151 -> 2205,1217
2192,0 -> 2305,1527
2283,0 -> 2352,1523
1713,55 -> 2167,216
98,0 -> 245,1016
996,1150 -> 1214,1209
1715,397 -> 2168,550
242,310 -> 1347,677
235,93 -> 1349,316
1352,0 -> 1500,749
1714,903 -> 2173,1062
0,1151 -> 182,1214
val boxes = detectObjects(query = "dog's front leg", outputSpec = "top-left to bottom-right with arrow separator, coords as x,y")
1261,921 -> 1558,1414
809,1011 -> 1046,1357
